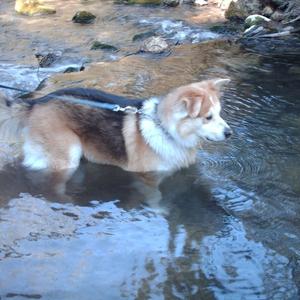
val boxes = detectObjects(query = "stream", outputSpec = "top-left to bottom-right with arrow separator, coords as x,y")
0,0 -> 300,299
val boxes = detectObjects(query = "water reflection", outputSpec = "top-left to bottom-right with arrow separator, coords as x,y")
0,160 -> 299,299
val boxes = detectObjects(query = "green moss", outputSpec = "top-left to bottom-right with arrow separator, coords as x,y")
90,41 -> 118,51
72,11 -> 96,24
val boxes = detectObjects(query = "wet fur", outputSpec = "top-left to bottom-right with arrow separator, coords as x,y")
0,80 -> 231,177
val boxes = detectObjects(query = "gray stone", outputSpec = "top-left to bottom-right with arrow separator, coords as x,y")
225,0 -> 262,20
262,5 -> 274,17
271,10 -> 285,21
163,0 -> 181,6
141,36 -> 169,53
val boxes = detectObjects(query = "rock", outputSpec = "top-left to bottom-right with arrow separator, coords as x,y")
115,0 -> 161,4
132,31 -> 156,42
271,0 -> 286,7
225,0 -> 262,20
90,42 -> 118,51
245,14 -> 271,28
163,0 -> 181,6
35,52 -> 62,68
193,0 -> 208,6
141,36 -> 169,53
262,5 -> 274,17
72,11 -> 96,24
243,25 -> 265,37
15,0 -> 55,15
271,10 -> 285,21
64,66 -> 85,73
217,0 -> 233,10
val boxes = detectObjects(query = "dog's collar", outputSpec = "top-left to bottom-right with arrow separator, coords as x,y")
139,97 -> 175,142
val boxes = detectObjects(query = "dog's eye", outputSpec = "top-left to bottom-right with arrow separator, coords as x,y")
206,115 -> 213,121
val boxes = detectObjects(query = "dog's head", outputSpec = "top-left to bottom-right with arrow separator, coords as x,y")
158,79 -> 232,147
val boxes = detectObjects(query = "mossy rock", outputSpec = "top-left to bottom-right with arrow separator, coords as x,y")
15,0 -> 56,16
72,11 -> 96,24
90,42 -> 118,51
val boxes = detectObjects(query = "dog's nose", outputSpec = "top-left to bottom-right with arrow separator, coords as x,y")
224,128 -> 233,139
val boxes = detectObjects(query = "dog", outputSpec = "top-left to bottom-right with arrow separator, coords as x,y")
0,79 -> 232,180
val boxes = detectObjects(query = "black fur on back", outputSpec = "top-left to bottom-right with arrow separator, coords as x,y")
28,87 -> 145,108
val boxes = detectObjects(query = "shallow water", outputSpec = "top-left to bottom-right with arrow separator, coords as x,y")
1,1 -> 300,299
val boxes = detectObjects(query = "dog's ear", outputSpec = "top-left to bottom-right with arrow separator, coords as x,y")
213,78 -> 231,90
179,88 -> 203,118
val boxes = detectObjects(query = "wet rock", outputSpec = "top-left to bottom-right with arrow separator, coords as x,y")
132,31 -> 156,42
141,36 -> 169,53
163,0 -> 181,7
271,10 -> 285,21
15,0 -> 56,15
64,66 -> 85,73
262,5 -> 274,17
116,0 -> 161,4
35,52 -> 62,68
193,0 -> 208,6
245,14 -> 271,28
225,0 -> 262,20
72,11 -> 96,24
243,25 -> 265,37
90,41 -> 118,51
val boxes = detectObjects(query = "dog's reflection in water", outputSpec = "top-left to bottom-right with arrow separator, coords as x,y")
0,161 -> 212,216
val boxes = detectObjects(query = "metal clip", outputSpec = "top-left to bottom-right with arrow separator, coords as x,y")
114,105 -> 139,114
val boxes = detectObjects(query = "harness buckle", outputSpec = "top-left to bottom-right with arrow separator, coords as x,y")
114,105 -> 139,114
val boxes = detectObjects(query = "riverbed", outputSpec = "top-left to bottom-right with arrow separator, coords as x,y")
0,0 -> 300,299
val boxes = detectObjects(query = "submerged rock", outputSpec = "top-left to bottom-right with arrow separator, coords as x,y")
72,11 -> 96,24
15,0 -> 56,15
132,31 -> 156,42
141,36 -> 169,53
90,41 -> 118,51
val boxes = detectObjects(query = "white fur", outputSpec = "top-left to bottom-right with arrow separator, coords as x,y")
198,104 -> 230,141
69,144 -> 82,169
140,98 -> 193,171
23,139 -> 48,170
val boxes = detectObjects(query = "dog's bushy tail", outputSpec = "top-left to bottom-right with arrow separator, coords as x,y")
0,93 -> 29,145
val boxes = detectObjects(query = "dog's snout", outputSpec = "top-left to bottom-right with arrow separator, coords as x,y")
224,127 -> 233,139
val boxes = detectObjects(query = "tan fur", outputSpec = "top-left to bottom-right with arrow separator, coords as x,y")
27,104 -> 81,171
0,93 -> 28,145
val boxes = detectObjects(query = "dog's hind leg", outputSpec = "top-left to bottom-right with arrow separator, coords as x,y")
23,126 -> 82,195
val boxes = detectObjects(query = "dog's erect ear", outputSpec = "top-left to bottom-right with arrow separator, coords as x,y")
179,88 -> 203,118
213,78 -> 231,90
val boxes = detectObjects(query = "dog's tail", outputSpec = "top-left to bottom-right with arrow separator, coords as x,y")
0,93 -> 29,144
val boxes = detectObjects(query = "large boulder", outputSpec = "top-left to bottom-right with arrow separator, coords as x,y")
225,0 -> 263,20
